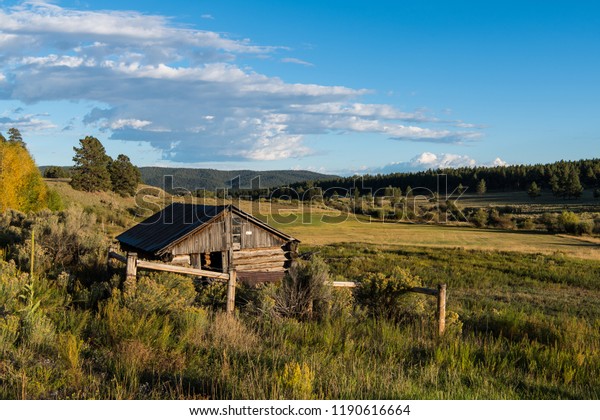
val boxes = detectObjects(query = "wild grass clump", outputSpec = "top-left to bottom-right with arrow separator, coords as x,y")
1,234 -> 599,399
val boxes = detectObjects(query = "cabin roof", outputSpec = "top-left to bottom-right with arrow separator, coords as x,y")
116,203 -> 298,255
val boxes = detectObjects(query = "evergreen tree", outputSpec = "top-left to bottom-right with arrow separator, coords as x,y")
108,154 -> 141,197
551,163 -> 583,199
70,136 -> 112,192
43,166 -> 69,179
527,181 -> 541,199
565,166 -> 583,199
476,179 -> 487,195
7,128 -> 25,147
0,132 -> 6,143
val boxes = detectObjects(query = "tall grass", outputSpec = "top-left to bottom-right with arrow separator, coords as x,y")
0,243 -> 599,399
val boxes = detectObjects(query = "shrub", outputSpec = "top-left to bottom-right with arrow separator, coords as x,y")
355,267 -> 425,322
276,361 -> 314,399
488,209 -> 516,230
195,281 -> 228,310
557,211 -> 580,234
518,218 -> 536,230
271,256 -> 331,320
576,220 -> 594,236
471,208 -> 489,228
126,272 -> 196,314
540,213 -> 559,233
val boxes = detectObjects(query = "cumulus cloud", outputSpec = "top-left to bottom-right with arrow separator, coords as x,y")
361,152 -> 508,174
0,2 -> 482,163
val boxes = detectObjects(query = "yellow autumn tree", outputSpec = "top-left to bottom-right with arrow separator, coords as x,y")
0,136 -> 48,212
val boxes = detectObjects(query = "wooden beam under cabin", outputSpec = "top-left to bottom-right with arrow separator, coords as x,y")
136,259 -> 230,280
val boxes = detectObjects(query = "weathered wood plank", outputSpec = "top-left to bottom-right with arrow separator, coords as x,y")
234,267 -> 286,273
226,269 -> 236,314
235,261 -> 284,271
233,247 -> 286,258
234,257 -> 287,266
137,259 -> 229,280
437,284 -> 447,336
410,287 -> 439,296
331,281 -> 357,288
108,251 -> 127,263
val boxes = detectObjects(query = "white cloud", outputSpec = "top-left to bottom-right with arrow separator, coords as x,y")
360,152 -> 508,174
490,157 -> 508,167
0,113 -> 57,132
281,57 -> 314,67
109,118 -> 152,130
0,2 -> 483,163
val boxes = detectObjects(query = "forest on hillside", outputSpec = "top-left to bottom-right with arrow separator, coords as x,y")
277,159 -> 600,199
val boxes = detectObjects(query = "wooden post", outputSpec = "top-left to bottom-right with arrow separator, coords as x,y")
437,283 -> 447,336
226,270 -> 236,315
124,252 -> 138,296
30,228 -> 35,280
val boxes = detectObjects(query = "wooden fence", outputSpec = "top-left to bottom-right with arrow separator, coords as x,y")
108,250 -> 237,314
108,250 -> 447,335
331,281 -> 447,336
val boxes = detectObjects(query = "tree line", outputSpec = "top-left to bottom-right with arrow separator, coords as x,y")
273,159 -> 600,200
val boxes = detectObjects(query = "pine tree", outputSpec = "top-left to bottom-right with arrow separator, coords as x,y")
476,179 -> 487,195
528,181 -> 541,199
565,166 -> 583,199
108,154 -> 141,197
70,136 -> 112,192
7,128 -> 25,146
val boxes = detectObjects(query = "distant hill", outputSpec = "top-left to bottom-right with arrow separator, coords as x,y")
39,166 -> 338,191
138,167 -> 338,191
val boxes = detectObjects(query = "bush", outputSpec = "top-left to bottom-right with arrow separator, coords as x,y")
471,208 -> 489,228
540,213 -> 559,233
355,267 -> 425,322
488,209 -> 516,230
557,211 -> 580,234
518,218 -> 536,230
576,220 -> 594,236
126,272 -> 196,314
270,256 -> 331,320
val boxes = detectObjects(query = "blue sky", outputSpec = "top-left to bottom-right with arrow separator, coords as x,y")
1,0 -> 599,174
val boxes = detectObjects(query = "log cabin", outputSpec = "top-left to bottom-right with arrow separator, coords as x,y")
116,203 -> 299,285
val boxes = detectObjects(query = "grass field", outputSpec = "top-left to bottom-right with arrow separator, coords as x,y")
262,212 -> 600,260
45,178 -> 600,259
0,179 -> 592,399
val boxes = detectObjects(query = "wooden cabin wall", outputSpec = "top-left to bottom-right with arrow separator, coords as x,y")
232,246 -> 288,272
168,218 -> 226,256
238,218 -> 287,249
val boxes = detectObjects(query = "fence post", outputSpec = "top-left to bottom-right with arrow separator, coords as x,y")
437,283 -> 447,336
124,252 -> 138,296
226,270 -> 236,315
